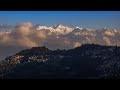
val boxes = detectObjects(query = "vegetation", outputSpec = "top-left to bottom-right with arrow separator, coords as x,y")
0,44 -> 120,79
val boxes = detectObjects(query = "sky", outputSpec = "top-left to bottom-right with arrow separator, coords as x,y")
0,11 -> 120,29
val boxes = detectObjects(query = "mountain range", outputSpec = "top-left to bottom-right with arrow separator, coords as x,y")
0,44 -> 120,79
0,23 -> 120,61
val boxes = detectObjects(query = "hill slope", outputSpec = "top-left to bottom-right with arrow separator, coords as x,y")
0,44 -> 120,79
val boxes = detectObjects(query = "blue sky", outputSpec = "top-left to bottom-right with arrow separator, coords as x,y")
0,11 -> 120,29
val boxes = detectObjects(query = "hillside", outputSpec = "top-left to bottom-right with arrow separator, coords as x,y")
0,44 -> 120,79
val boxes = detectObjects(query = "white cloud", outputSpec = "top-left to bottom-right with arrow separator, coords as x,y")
73,42 -> 81,47
104,31 -> 115,36
103,37 -> 111,45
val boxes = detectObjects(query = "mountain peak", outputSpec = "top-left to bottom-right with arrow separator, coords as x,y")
16,46 -> 50,56
52,24 -> 65,29
75,26 -> 83,30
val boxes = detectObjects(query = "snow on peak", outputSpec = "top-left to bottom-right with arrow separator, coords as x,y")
57,24 -> 64,27
19,24 -> 118,36
35,25 -> 48,30
34,24 -> 73,35
113,29 -> 118,33
75,26 -> 83,30
52,24 -> 65,29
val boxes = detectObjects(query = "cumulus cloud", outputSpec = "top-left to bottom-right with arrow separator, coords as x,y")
44,35 -> 73,50
104,31 -> 115,36
0,22 -> 48,60
0,22 -> 47,48
73,42 -> 81,47
103,37 -> 111,45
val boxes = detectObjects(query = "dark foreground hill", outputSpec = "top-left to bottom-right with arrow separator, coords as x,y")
0,44 -> 120,79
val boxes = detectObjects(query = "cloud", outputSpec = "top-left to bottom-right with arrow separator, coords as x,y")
44,35 -> 73,50
0,22 -> 48,60
0,22 -> 120,60
103,37 -> 111,45
104,31 -> 115,36
73,42 -> 81,47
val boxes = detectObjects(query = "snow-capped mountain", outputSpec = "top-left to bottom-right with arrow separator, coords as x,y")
34,24 -> 73,35
35,24 -> 94,35
0,24 -> 119,36
70,27 -> 95,36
